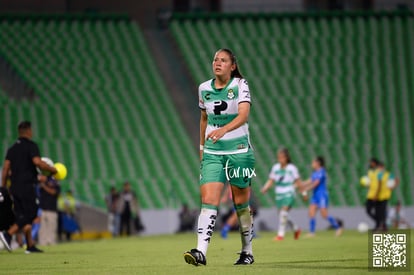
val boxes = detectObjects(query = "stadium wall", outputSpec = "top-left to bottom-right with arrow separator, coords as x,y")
137,207 -> 414,235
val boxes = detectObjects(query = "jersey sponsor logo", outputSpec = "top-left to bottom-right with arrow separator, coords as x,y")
204,93 -> 211,100
213,100 -> 228,115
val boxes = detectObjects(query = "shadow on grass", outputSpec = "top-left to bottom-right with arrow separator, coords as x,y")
257,258 -> 367,270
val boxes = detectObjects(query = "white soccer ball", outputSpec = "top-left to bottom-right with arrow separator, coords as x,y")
36,157 -> 54,175
386,178 -> 396,189
360,176 -> 370,187
357,222 -> 369,233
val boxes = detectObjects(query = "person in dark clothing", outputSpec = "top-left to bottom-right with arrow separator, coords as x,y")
118,182 -> 139,236
177,204 -> 196,233
38,175 -> 60,245
0,121 -> 57,253
0,186 -> 14,232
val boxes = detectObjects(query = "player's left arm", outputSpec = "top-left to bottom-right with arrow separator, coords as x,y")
207,102 -> 250,143
1,160 -> 10,188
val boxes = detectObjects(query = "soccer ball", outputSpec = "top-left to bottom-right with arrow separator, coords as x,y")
54,162 -> 67,180
36,157 -> 54,175
357,222 -> 369,233
386,178 -> 396,188
360,176 -> 370,187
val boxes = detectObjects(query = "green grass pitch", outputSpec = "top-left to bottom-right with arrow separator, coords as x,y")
0,230 -> 412,274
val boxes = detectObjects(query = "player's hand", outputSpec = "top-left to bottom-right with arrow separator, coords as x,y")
51,167 -> 58,174
260,187 -> 267,194
207,128 -> 227,143
38,174 -> 47,183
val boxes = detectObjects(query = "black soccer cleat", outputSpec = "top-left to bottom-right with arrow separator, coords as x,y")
25,245 -> 44,254
234,252 -> 254,265
0,231 -> 12,252
183,249 -> 206,266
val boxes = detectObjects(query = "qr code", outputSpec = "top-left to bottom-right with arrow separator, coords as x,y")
369,230 -> 411,271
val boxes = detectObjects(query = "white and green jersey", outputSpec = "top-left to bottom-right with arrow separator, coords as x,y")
199,77 -> 251,155
268,163 -> 299,195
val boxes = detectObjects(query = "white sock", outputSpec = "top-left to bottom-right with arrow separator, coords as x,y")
236,205 -> 253,255
196,206 -> 217,256
278,210 -> 288,237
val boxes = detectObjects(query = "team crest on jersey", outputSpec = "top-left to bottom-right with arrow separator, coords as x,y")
227,89 -> 235,99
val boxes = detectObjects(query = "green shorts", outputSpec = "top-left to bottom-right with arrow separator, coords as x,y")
275,192 -> 295,208
200,149 -> 255,188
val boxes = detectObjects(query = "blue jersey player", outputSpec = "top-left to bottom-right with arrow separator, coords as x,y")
302,156 -> 342,237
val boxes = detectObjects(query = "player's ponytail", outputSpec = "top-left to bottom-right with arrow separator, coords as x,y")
217,48 -> 244,79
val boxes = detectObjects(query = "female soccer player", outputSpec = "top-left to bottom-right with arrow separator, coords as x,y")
301,156 -> 342,237
261,148 -> 301,241
184,48 -> 255,266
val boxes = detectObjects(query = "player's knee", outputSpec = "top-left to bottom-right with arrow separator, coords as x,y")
201,195 -> 219,206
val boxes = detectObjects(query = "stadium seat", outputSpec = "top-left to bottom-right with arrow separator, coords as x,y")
0,16 -> 199,209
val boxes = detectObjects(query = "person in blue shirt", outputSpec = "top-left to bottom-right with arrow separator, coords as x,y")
302,156 -> 342,237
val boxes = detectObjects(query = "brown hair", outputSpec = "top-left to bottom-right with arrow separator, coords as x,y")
315,156 -> 325,167
278,147 -> 291,163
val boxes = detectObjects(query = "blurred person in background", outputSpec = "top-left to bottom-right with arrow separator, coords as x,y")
58,190 -> 79,241
0,186 -> 14,237
365,158 -> 381,230
220,185 -> 259,239
118,182 -> 142,236
301,156 -> 342,237
387,201 -> 410,229
105,186 -> 120,237
220,184 -> 238,239
38,175 -> 60,245
375,162 -> 399,231
261,148 -> 301,241
177,203 -> 197,233
0,121 -> 57,253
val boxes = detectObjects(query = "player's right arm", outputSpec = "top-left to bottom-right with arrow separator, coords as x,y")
199,109 -> 207,161
33,157 -> 57,174
261,179 -> 274,194
1,159 -> 10,188
262,165 -> 277,193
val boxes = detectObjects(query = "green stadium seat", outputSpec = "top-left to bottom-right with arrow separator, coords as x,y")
170,12 -> 414,207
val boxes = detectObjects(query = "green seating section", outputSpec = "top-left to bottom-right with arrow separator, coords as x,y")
170,13 -> 414,207
0,18 -> 200,209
